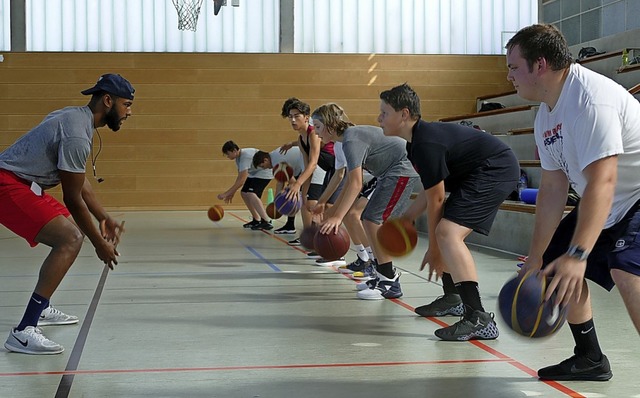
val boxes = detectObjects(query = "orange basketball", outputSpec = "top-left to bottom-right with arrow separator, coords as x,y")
266,202 -> 282,219
376,218 -> 417,257
207,205 -> 224,222
273,162 -> 293,183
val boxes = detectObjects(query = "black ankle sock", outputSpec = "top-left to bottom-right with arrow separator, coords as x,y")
283,216 -> 295,229
17,292 -> 49,331
570,319 -> 602,361
376,261 -> 395,279
455,281 -> 485,313
441,273 -> 457,295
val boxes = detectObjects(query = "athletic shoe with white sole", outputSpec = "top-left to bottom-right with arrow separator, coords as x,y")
338,257 -> 369,274
352,260 -> 377,281
38,305 -> 79,326
314,257 -> 346,267
274,227 -> 296,235
357,271 -> 402,300
4,326 -> 64,355
288,238 -> 301,246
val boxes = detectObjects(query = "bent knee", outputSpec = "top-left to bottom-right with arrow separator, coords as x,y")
611,268 -> 640,291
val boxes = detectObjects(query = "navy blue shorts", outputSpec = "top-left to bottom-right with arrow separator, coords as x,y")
543,200 -> 640,291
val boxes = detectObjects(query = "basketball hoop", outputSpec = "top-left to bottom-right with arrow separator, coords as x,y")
172,0 -> 205,31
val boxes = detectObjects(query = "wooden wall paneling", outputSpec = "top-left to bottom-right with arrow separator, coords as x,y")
0,53 -> 513,210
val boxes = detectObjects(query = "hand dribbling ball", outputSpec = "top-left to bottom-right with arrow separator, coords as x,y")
299,224 -> 319,251
314,226 -> 350,261
376,218 -> 418,257
274,189 -> 302,216
498,270 -> 567,338
266,202 -> 282,219
273,162 -> 294,183
208,205 -> 224,222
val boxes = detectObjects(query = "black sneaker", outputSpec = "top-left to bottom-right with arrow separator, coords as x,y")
415,294 -> 464,317
434,310 -> 499,341
538,353 -> 613,381
274,226 -> 296,234
288,238 -> 301,246
251,220 -> 273,231
243,220 -> 259,228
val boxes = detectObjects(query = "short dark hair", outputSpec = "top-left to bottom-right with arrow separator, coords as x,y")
379,83 -> 421,120
252,150 -> 271,169
505,24 -> 573,72
222,140 -> 239,154
281,97 -> 311,117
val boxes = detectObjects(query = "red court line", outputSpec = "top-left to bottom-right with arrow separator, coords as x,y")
0,358 -> 510,377
222,212 -> 585,398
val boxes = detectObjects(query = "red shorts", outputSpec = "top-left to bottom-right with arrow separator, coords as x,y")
0,169 -> 70,247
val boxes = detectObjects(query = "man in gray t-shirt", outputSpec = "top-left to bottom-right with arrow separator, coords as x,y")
218,140 -> 273,230
0,74 -> 134,355
313,104 -> 419,301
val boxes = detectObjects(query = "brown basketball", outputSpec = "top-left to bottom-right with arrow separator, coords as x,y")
376,218 -> 417,257
266,202 -> 282,219
299,224 -> 319,251
273,162 -> 294,183
313,226 -> 350,261
207,205 -> 224,222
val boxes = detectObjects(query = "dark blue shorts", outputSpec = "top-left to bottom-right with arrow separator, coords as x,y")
543,200 -> 640,291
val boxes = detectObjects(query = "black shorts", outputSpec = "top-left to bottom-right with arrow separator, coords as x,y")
306,183 -> 323,201
443,150 -> 519,235
359,177 -> 377,199
241,177 -> 271,198
543,200 -> 640,291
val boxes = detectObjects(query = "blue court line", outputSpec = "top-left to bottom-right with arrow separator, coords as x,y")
244,245 -> 282,272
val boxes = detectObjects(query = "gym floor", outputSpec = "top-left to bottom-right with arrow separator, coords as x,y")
0,211 -> 637,398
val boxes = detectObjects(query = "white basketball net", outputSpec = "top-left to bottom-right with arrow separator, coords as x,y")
172,0 -> 205,31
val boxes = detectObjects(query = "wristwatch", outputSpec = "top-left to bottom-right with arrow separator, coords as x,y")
566,245 -> 589,261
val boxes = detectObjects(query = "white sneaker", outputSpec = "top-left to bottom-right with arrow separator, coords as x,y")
356,271 -> 403,300
314,257 -> 347,267
356,279 -> 377,291
4,326 -> 64,355
38,306 -> 79,326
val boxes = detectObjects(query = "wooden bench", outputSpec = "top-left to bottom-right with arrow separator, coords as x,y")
439,104 -> 536,123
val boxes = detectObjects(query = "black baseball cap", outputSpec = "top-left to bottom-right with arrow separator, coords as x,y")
81,73 -> 135,100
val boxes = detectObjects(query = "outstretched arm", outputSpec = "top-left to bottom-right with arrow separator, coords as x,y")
62,172 -> 118,268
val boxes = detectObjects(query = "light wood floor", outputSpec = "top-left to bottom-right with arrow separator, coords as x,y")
0,211 -> 637,398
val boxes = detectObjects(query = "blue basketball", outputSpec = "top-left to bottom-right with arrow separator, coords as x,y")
274,189 -> 302,216
498,270 -> 567,338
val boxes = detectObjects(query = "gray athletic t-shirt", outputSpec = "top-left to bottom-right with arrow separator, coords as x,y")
342,125 -> 417,178
0,106 -> 94,189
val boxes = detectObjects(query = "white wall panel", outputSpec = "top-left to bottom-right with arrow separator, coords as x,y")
295,0 -> 538,54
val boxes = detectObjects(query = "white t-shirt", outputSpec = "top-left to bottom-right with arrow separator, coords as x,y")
269,146 -> 304,177
236,148 -> 272,180
535,63 -> 640,227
